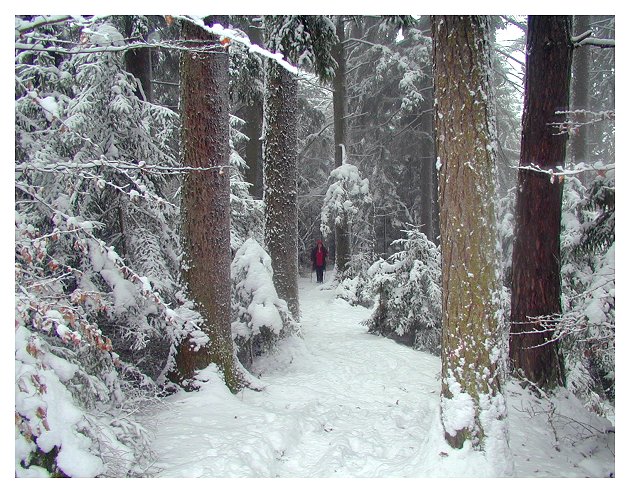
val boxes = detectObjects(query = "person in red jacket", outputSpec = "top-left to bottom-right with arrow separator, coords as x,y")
311,239 -> 328,283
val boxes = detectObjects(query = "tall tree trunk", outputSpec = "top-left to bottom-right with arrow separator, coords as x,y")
123,16 -> 152,102
244,21 -> 264,199
332,15 -> 347,169
417,16 -> 437,244
263,57 -> 300,320
418,105 -> 435,242
510,16 -> 572,389
571,15 -> 590,164
173,16 -> 242,392
433,15 -> 509,455
332,15 -> 351,276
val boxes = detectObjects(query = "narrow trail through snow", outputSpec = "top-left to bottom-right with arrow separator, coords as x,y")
147,277 -> 444,477
145,277 -> 615,478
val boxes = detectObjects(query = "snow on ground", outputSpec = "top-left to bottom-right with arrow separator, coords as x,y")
143,276 -> 615,478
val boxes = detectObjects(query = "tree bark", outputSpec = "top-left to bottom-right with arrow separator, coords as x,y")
331,15 -> 351,277
332,15 -> 347,169
263,57 -> 300,320
244,21 -> 264,199
173,16 -> 242,392
510,16 -> 572,389
433,15 -> 507,452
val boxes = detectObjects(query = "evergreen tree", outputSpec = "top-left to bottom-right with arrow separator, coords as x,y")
509,16 -> 573,389
173,16 -> 243,392
365,228 -> 441,352
344,16 -> 434,253
15,15 -> 188,476
560,172 -> 615,410
262,29 -> 300,321
433,15 -> 510,460
263,15 -> 339,320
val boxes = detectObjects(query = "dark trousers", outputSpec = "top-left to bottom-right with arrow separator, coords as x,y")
315,266 -> 325,283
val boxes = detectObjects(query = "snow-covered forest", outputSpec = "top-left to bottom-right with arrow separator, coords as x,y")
14,13 -> 616,479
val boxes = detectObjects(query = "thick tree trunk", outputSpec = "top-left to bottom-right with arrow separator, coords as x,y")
263,59 -> 300,320
510,16 -> 572,390
173,16 -> 242,392
433,15 -> 508,453
332,15 -> 351,277
124,16 -> 152,102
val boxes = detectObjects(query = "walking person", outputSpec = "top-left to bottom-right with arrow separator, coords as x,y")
311,239 -> 328,283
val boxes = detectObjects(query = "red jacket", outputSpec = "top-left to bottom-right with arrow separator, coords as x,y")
311,243 -> 328,268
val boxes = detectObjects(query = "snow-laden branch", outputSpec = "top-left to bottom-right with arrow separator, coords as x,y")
15,15 -> 87,35
16,180 -> 206,338
173,16 -> 299,74
15,160 -> 232,176
511,313 -> 614,351
16,15 -> 300,75
516,161 -> 614,182
549,109 -> 615,136
15,39 -> 226,56
572,30 -> 615,48
501,15 -> 527,33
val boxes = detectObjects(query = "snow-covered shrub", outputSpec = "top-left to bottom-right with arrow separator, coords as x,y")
14,205 -> 176,477
560,171 -> 615,410
15,17 -> 201,476
320,153 -> 374,278
364,227 -> 442,354
15,17 -> 188,380
231,239 -> 299,370
320,160 -> 372,239
334,251 -> 376,307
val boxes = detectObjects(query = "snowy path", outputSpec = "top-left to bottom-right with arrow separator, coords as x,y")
146,277 -> 447,477
144,277 -> 615,478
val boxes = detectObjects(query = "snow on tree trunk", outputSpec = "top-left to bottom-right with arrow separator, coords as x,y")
510,16 -> 572,390
174,16 -> 242,392
433,15 -> 510,459
331,17 -> 350,277
243,21 -> 264,199
263,58 -> 300,321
